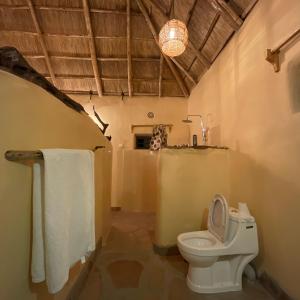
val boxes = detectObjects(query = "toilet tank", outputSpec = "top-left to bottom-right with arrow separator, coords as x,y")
226,207 -> 256,243
227,212 -> 240,243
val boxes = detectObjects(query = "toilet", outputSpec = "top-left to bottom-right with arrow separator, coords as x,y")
177,194 -> 258,294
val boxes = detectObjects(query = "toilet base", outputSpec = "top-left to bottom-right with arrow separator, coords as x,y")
185,254 -> 255,294
187,274 -> 242,294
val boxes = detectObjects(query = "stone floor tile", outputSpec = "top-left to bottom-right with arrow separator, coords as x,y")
79,211 -> 273,300
107,260 -> 144,288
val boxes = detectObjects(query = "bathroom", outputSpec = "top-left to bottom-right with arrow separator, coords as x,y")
0,0 -> 300,299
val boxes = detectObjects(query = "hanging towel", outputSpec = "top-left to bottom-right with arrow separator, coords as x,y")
150,124 -> 168,151
31,149 -> 95,294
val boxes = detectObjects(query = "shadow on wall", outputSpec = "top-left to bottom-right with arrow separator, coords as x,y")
229,150 -> 300,292
288,53 -> 300,113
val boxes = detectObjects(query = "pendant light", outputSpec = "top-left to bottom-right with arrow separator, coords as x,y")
158,0 -> 188,58
159,19 -> 188,57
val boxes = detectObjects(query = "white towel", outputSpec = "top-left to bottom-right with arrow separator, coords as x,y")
31,149 -> 95,294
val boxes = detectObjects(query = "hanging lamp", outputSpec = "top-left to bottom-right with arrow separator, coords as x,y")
159,19 -> 188,57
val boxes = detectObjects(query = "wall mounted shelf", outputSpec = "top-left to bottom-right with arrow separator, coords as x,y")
131,124 -> 173,133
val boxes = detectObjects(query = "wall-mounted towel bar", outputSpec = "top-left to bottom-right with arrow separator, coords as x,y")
266,28 -> 300,72
4,146 -> 105,161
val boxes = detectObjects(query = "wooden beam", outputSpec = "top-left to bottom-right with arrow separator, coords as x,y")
127,0 -> 133,97
44,74 -> 176,82
185,13 -> 220,80
147,0 -> 168,15
62,90 -> 184,97
210,0 -> 242,31
241,0 -> 258,19
145,0 -> 210,68
82,0 -> 102,96
158,54 -> 163,97
199,13 -> 220,50
167,0 -> 174,17
0,29 -> 154,41
170,57 -> 196,85
0,4 -> 142,16
188,42 -> 210,68
24,54 -> 160,62
26,0 -> 57,86
185,0 -> 197,26
135,0 -> 189,97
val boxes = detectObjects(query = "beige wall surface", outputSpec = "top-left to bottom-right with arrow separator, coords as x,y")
155,148 -> 230,247
73,95 -> 189,209
188,0 -> 300,298
121,150 -> 158,212
0,71 -> 112,300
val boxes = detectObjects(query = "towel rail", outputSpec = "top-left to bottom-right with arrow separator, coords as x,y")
4,146 -> 105,161
266,28 -> 300,72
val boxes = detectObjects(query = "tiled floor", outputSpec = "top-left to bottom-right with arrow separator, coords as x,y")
79,211 -> 273,300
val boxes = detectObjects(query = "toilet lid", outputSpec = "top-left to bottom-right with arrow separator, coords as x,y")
208,194 -> 229,242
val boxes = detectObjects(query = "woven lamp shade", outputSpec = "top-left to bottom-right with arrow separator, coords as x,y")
159,19 -> 188,57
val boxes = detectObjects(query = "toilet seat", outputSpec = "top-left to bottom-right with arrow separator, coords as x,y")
177,231 -> 225,256
208,194 -> 229,242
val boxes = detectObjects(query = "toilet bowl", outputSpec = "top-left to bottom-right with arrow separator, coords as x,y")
177,194 -> 258,294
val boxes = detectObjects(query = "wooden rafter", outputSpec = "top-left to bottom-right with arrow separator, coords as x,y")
167,0 -> 174,17
127,0 -> 133,97
186,0 -> 197,26
241,0 -> 258,18
185,12 -> 220,80
148,0 -> 168,15
82,0 -> 102,97
209,0 -> 242,31
62,90 -> 183,97
0,29 -> 154,41
188,42 -> 210,68
199,13 -> 221,51
170,57 -> 196,85
158,54 -> 163,97
0,5 -> 142,16
135,0 -> 189,97
145,0 -> 210,68
24,54 -> 160,62
45,74 -> 177,82
26,0 -> 57,86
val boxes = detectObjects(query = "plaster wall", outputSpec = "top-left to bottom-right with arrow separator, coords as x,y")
0,71 -> 112,300
188,0 -> 300,297
155,148 -> 230,247
73,95 -> 189,210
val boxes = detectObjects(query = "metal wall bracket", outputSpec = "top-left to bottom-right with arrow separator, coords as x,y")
266,49 -> 280,72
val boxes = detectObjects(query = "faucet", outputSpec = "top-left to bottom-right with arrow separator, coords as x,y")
182,115 -> 208,145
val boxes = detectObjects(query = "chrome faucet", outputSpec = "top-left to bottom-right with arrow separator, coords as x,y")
182,115 -> 208,145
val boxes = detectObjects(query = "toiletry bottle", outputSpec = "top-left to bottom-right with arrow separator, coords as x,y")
193,135 -> 197,147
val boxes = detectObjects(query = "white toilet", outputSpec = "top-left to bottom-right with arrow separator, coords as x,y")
177,194 -> 258,294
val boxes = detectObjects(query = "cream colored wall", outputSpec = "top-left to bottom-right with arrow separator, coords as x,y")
188,0 -> 300,298
121,150 -> 158,212
155,148 -> 230,247
0,71 -> 112,300
73,95 -> 189,209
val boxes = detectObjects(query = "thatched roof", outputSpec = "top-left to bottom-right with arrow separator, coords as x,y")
0,0 -> 257,98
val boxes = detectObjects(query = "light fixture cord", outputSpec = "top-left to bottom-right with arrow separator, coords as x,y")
169,0 -> 174,18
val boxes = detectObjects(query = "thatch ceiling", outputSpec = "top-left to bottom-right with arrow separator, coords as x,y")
0,0 -> 257,98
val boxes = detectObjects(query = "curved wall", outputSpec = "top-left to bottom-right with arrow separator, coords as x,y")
0,71 -> 112,300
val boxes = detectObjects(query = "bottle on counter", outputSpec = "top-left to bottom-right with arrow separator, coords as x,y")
193,134 -> 198,147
